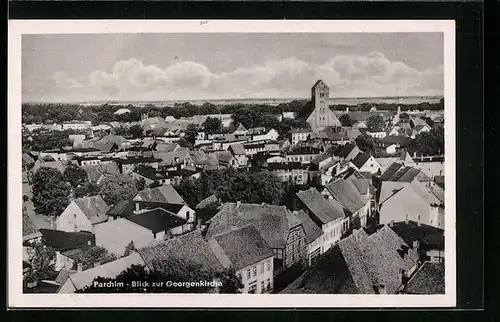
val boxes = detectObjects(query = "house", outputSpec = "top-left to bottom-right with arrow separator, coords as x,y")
286,146 -> 322,164
83,162 -> 120,184
365,129 -> 387,139
401,262 -> 444,294
125,207 -> 190,240
292,210 -> 324,266
217,151 -> 239,169
40,228 -> 95,271
296,188 -> 347,252
233,123 -> 249,136
61,121 -> 92,131
115,156 -> 160,174
133,201 -> 196,224
378,181 -> 444,229
205,202 -> 307,272
31,158 -> 66,174
297,80 -> 341,132
154,147 -> 193,169
56,195 -> 110,233
379,162 -> 431,183
131,166 -> 170,186
268,162 -> 309,185
324,179 -> 370,229
251,128 -> 279,142
350,152 -> 381,174
133,185 -> 186,205
377,136 -> 411,155
281,226 -> 420,294
331,143 -> 361,161
389,220 -> 444,264
290,128 -> 313,145
228,144 -> 248,167
208,225 -> 274,294
58,252 -> 146,293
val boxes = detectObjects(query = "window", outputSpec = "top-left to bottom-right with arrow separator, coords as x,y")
261,281 -> 265,293
260,263 -> 264,274
247,269 -> 251,279
266,278 -> 271,290
266,260 -> 271,271
74,214 -> 77,219
186,211 -> 190,220
253,266 -> 257,277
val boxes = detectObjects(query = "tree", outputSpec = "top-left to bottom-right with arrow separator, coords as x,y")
122,241 -> 136,257
202,116 -> 222,134
64,163 -> 88,188
339,114 -> 356,127
216,268 -> 244,294
74,182 -> 101,198
135,177 -> 146,191
73,246 -> 118,271
99,174 -> 138,206
355,134 -> 376,156
409,127 -> 444,156
128,124 -> 144,139
182,123 -> 199,148
32,167 -> 71,217
366,114 -> 385,131
421,116 -> 435,127
25,243 -> 56,283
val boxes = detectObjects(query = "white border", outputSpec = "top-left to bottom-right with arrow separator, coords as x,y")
8,19 -> 456,308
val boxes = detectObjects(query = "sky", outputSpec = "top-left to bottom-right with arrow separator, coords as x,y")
22,33 -> 444,102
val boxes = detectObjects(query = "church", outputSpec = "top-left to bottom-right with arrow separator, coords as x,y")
298,80 -> 342,132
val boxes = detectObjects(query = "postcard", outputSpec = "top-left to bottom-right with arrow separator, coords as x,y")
8,19 -> 456,308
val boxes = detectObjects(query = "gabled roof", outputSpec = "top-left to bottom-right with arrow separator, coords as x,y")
67,253 -> 146,291
335,143 -> 357,159
229,143 -> 245,155
73,195 -> 110,224
40,229 -> 95,252
339,226 -> 419,294
380,162 -> 403,181
325,179 -> 366,214
211,225 -> 274,270
293,210 -> 323,244
403,262 -> 444,294
138,231 -> 224,273
234,123 -> 248,132
351,179 -> 370,196
22,153 -> 35,166
106,200 -> 135,217
83,163 -> 120,183
390,220 -> 444,250
196,194 -> 221,210
296,187 -> 345,224
351,152 -> 371,169
134,185 -> 185,204
127,208 -> 187,234
206,203 -> 301,249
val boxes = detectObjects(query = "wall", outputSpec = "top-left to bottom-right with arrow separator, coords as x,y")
58,279 -> 77,294
94,218 -> 155,256
238,256 -> 274,294
56,202 -> 92,233
379,188 -> 433,227
284,225 -> 307,269
55,251 -> 75,271
427,249 -> 445,263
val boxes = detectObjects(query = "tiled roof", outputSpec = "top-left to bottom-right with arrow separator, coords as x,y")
211,225 -> 274,270
134,185 -> 185,204
335,143 -> 356,159
196,194 -> 220,210
67,253 -> 146,291
40,229 -> 95,252
339,226 -> 419,294
74,195 -> 110,225
106,200 -> 135,217
83,163 -> 120,183
229,143 -> 246,155
293,210 -> 323,244
351,179 -> 370,196
403,262 -> 444,294
390,221 -> 444,250
54,268 -> 77,285
127,208 -> 187,234
397,167 -> 422,182
325,179 -> 366,214
296,187 -> 345,224
296,101 -> 314,120
138,231 -> 224,273
380,162 -> 403,181
206,203 -> 300,249
351,152 -> 371,169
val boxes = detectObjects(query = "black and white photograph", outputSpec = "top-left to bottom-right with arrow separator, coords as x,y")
8,20 -> 456,308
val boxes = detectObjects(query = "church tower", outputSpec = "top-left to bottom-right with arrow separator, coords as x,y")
307,80 -> 341,132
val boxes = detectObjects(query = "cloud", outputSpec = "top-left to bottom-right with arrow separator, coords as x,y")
36,53 -> 443,101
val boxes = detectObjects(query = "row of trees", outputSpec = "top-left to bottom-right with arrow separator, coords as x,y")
174,168 -> 284,208
31,167 -> 142,217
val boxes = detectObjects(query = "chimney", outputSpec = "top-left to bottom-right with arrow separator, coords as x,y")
405,214 -> 409,224
417,215 -> 421,226
77,262 -> 83,272
389,220 -> 394,227
236,201 -> 241,208
413,240 -> 420,250
378,284 -> 386,295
